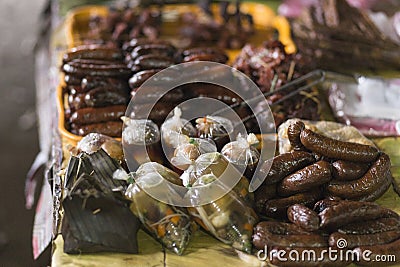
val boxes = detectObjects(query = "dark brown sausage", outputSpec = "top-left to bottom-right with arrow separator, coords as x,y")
313,198 -> 342,213
338,217 -> 400,235
63,47 -> 122,62
319,200 -> 399,230
182,47 -> 227,57
64,74 -> 82,85
278,160 -> 332,196
353,238 -> 400,266
332,160 -> 370,181
288,204 -> 320,232
130,43 -> 176,60
122,38 -> 171,53
329,230 -> 400,249
70,121 -> 122,137
288,121 -> 306,150
132,55 -> 175,70
128,69 -> 162,89
69,105 -> 126,125
62,62 -> 132,77
263,189 -> 322,219
259,151 -> 316,185
81,76 -> 128,92
183,53 -> 228,63
356,170 -> 392,202
253,221 -> 316,249
300,128 -> 379,163
84,87 -> 128,107
68,93 -> 87,110
254,184 -> 277,214
326,153 -> 391,200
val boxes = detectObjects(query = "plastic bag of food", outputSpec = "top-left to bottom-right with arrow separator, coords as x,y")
278,118 -> 376,154
171,137 -> 217,171
122,117 -> 165,169
195,115 -> 234,150
181,152 -> 253,205
186,173 -> 258,253
123,162 -> 194,255
76,133 -> 124,161
221,133 -> 260,180
161,107 -> 197,158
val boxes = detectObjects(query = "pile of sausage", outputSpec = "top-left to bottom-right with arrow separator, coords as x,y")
255,121 -> 394,219
123,38 -> 230,126
85,8 -> 162,46
253,200 -> 400,266
62,45 -> 131,137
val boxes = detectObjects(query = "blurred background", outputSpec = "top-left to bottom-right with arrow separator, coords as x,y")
0,0 -> 51,266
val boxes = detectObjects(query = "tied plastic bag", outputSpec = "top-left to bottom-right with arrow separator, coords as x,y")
195,116 -> 234,150
181,152 -> 254,205
122,117 -> 165,168
76,133 -> 124,161
123,162 -> 194,255
171,138 -> 217,171
161,107 -> 197,158
186,173 -> 258,254
221,133 -> 260,180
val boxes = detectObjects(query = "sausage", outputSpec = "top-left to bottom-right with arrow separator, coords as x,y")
132,55 -> 175,70
319,200 -> 399,230
356,170 -> 392,202
70,121 -> 122,137
84,87 -> 128,107
353,238 -> 400,266
128,69 -> 162,89
254,184 -> 277,214
182,47 -> 227,57
269,246 -> 351,267
259,151 -> 316,185
326,153 -> 391,200
64,74 -> 82,85
329,230 -> 400,249
69,58 -> 122,65
130,43 -> 176,60
263,189 -> 322,219
300,128 -> 379,163
287,204 -> 320,232
287,121 -> 306,150
253,221 -> 321,249
131,102 -> 173,125
63,47 -> 123,62
313,198 -> 341,213
81,76 -> 128,92
68,93 -> 87,110
62,62 -> 132,77
332,160 -> 370,181
183,53 -> 228,63
122,38 -> 171,53
69,105 -> 126,125
338,218 -> 400,235
278,160 -> 332,196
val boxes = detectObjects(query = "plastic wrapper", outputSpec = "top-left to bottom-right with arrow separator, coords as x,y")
181,152 -> 253,205
221,133 -> 260,180
122,117 -> 165,168
195,116 -> 234,150
124,162 -> 194,255
161,107 -> 197,159
171,138 -> 217,171
278,118 -> 376,154
76,133 -> 124,161
186,173 -> 258,254
326,75 -> 400,137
